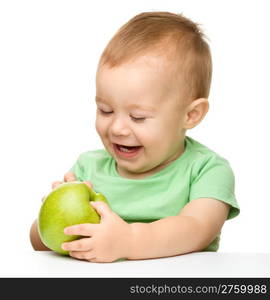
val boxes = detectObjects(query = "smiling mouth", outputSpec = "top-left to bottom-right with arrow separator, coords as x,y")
114,144 -> 142,152
112,143 -> 143,157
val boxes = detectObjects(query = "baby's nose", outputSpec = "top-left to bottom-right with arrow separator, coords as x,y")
110,118 -> 131,136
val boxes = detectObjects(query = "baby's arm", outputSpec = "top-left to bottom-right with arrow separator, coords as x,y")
128,198 -> 229,259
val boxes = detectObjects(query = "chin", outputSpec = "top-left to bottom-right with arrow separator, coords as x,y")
117,161 -> 141,172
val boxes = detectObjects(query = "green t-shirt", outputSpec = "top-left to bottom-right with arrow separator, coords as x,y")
70,136 -> 240,251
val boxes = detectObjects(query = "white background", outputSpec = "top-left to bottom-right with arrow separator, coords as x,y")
0,0 -> 269,264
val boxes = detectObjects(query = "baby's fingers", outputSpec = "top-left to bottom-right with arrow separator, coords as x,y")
51,173 -> 92,193
64,172 -> 76,182
64,223 -> 97,236
52,181 -> 62,189
62,238 -> 92,252
83,181 -> 93,189
50,172 -> 76,190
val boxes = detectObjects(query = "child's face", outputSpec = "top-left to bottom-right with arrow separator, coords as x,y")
95,55 -> 187,179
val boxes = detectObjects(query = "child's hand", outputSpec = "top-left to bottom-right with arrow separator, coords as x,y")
51,172 -> 93,189
61,201 -> 133,263
41,172 -> 93,202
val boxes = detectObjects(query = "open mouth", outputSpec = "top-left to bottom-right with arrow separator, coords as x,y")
113,143 -> 143,157
115,144 -> 142,152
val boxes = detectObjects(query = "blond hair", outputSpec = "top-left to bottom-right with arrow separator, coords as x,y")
98,11 -> 212,102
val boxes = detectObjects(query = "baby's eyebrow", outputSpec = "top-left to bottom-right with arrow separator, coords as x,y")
95,96 -> 156,112
127,104 -> 156,112
95,96 -> 107,103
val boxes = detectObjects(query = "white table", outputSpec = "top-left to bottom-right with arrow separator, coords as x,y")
1,251 -> 270,277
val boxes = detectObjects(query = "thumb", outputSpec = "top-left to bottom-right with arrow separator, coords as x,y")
90,201 -> 112,219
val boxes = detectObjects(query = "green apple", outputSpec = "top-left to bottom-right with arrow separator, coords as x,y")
38,181 -> 108,255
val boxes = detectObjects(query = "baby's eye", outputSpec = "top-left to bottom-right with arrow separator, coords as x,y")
98,108 -> 113,115
130,116 -> 146,122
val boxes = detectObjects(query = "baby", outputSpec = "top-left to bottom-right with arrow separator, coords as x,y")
30,11 -> 240,262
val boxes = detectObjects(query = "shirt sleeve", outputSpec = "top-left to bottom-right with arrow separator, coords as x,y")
189,155 -> 240,220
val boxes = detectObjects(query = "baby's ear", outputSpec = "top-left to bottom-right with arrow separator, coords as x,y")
184,98 -> 209,129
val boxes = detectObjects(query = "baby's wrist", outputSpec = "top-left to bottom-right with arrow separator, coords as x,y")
125,222 -> 144,260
